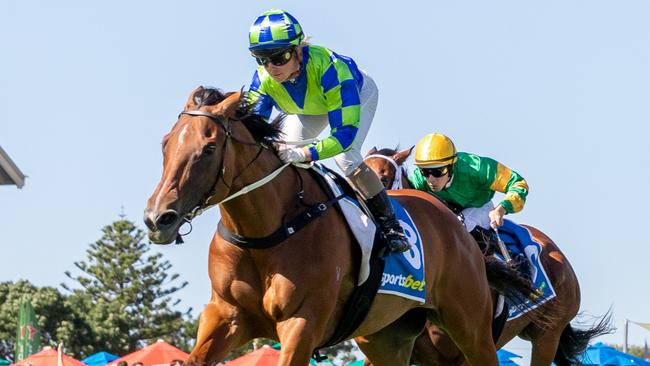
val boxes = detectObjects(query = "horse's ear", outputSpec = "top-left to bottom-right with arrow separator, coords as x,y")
184,86 -> 205,110
209,92 -> 242,118
393,145 -> 415,165
366,146 -> 378,156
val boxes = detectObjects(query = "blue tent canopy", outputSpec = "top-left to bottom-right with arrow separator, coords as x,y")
81,352 -> 119,366
498,349 -> 522,365
580,342 -> 650,366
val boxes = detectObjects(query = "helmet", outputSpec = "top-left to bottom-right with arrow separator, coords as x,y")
414,133 -> 458,167
249,9 -> 304,52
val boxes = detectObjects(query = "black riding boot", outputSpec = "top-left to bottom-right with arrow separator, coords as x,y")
365,190 -> 411,253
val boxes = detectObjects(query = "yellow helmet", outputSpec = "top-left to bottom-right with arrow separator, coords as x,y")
414,133 -> 458,167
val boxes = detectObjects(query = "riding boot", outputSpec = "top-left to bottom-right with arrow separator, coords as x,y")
365,190 -> 411,253
347,163 -> 410,254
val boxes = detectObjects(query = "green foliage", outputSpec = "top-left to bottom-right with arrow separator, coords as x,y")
611,343 -> 650,360
0,280 -> 86,362
62,219 -> 194,356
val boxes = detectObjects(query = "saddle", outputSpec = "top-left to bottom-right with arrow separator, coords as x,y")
307,164 -> 430,357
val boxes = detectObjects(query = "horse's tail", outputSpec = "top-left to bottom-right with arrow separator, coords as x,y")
553,310 -> 615,366
483,256 -> 557,328
484,255 -> 536,303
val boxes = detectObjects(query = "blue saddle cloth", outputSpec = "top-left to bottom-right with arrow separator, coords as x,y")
497,219 -> 556,320
310,164 -> 426,303
377,197 -> 427,303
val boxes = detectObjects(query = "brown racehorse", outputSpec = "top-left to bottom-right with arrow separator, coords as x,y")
143,86 -> 514,366
363,147 -> 612,366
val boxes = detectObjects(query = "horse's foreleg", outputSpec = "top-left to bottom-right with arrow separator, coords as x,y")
356,309 -> 427,366
356,326 -> 418,366
275,316 -> 322,366
409,324 -> 465,366
437,283 -> 499,366
529,330 -> 563,366
187,302 -> 248,366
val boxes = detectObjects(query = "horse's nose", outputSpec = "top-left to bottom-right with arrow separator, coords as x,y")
143,209 -> 157,231
144,209 -> 180,231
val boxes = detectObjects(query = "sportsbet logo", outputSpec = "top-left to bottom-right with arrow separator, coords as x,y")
380,273 -> 425,291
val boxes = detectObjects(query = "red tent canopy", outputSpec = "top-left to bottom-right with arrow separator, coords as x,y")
224,346 -> 283,366
13,347 -> 86,366
107,340 -> 189,366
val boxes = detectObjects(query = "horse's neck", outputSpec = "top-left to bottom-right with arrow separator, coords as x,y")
218,141 -> 321,239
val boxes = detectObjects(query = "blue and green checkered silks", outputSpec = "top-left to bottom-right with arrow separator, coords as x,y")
247,45 -> 364,160
249,9 -> 304,51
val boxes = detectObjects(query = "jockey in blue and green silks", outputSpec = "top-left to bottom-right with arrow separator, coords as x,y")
246,9 -> 409,253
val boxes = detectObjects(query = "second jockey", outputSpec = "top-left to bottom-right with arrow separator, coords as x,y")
246,9 -> 409,253
409,133 -> 529,243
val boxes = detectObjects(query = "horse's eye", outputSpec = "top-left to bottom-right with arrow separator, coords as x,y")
202,144 -> 217,156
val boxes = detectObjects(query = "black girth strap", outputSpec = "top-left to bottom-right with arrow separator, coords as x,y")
314,236 -> 386,355
217,194 -> 346,249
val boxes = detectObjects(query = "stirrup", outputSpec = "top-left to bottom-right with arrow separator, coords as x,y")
385,230 -> 411,253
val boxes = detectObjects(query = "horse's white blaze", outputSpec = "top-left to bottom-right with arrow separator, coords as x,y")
177,124 -> 189,152
151,124 -> 188,212
153,180 -> 170,213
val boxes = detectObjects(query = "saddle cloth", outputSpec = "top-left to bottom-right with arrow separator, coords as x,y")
497,219 -> 557,320
311,164 -> 427,303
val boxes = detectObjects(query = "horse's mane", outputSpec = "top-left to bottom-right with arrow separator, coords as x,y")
192,87 -> 284,145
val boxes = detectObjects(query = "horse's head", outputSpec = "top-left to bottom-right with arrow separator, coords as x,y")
364,146 -> 413,189
144,86 -> 280,244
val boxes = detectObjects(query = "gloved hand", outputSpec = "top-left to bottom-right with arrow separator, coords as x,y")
278,146 -> 309,163
489,205 -> 506,228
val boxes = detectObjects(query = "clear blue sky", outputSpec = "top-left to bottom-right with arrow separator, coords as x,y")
2,0 -> 649,363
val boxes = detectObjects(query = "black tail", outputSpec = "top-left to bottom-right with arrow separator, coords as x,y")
553,310 -> 615,366
483,256 -> 557,329
484,255 -> 536,304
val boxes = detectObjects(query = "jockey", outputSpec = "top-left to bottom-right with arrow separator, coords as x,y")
246,9 -> 409,253
409,133 -> 529,242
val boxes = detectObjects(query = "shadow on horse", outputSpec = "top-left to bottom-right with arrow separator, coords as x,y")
142,86 -> 540,366
363,147 -> 613,366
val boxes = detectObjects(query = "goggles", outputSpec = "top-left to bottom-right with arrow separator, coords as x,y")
420,165 -> 451,178
252,47 -> 294,66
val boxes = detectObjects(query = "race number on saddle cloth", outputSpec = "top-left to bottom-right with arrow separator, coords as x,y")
313,164 -> 427,303
497,219 -> 557,320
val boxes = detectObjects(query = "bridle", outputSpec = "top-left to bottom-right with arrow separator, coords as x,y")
173,109 -> 339,247
363,154 -> 404,189
173,109 -> 277,242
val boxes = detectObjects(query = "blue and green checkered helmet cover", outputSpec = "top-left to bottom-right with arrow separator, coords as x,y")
249,9 -> 304,51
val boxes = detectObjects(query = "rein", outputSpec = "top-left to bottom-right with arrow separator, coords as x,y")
179,110 -> 271,220
363,154 -> 404,189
